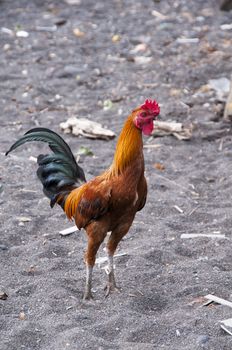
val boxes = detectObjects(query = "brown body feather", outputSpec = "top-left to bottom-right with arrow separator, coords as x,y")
64,111 -> 147,233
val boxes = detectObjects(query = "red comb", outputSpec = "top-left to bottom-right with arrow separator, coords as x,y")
140,99 -> 160,116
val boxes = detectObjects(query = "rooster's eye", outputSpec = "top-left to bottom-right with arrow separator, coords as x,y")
140,112 -> 147,118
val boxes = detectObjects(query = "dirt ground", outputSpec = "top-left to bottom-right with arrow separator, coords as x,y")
1,0 -> 232,349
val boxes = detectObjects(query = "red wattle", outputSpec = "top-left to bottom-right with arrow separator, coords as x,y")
142,120 -> 154,135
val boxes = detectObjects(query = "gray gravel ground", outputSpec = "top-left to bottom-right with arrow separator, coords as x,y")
1,0 -> 232,349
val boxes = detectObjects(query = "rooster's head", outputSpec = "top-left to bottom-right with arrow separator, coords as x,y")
134,99 -> 160,135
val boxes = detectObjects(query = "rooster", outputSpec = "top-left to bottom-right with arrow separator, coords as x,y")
6,99 -> 160,300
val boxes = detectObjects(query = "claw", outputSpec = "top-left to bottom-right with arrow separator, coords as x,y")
104,270 -> 120,297
104,283 -> 120,297
83,290 -> 94,301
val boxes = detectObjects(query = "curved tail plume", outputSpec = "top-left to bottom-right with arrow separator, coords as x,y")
6,128 -> 86,208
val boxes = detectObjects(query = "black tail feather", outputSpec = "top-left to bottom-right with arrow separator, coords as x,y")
6,128 -> 86,208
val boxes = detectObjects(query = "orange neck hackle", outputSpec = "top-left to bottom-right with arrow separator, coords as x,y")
110,109 -> 143,176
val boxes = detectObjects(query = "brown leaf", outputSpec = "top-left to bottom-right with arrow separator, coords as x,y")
153,163 -> 165,171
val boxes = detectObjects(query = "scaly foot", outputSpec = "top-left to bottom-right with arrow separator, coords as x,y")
104,282 -> 120,297
83,264 -> 93,300
83,289 -> 94,301
104,270 -> 120,297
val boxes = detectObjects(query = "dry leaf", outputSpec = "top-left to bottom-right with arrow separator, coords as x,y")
60,117 -> 115,140
153,163 -> 165,171
153,120 -> 192,140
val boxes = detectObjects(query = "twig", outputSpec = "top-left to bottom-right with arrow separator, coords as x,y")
59,225 -> 78,236
218,138 -> 224,152
173,205 -> 184,213
181,233 -> 226,239
143,144 -> 161,149
188,206 -> 200,216
220,319 -> 232,336
204,294 -> 232,308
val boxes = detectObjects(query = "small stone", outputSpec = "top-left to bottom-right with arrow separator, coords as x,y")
112,34 -> 121,42
220,0 -> 232,11
103,99 -> 113,110
220,23 -> 232,30
130,43 -> 147,54
0,292 -> 8,300
16,30 -> 29,38
3,43 -> 11,51
208,77 -> 230,98
48,52 -> 56,59
58,65 -> 83,78
134,56 -> 153,65
19,311 -> 26,320
1,27 -> 14,36
197,334 -> 210,345
73,28 -> 85,37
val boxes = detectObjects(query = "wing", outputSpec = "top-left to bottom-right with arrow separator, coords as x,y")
66,178 -> 112,229
137,176 -> 147,211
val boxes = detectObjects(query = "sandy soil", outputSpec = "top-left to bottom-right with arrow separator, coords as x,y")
1,0 -> 232,349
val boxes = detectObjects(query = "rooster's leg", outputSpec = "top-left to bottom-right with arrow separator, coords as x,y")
104,252 -> 118,297
105,222 -> 132,296
83,265 -> 93,300
83,226 -> 107,300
